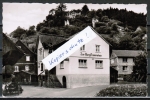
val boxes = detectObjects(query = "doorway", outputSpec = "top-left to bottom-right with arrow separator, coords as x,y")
62,76 -> 66,88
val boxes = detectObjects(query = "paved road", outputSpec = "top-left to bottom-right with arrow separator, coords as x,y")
5,85 -> 108,98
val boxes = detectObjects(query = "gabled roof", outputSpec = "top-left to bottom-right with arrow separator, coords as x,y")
37,26 -> 112,50
3,33 -> 24,53
3,33 -> 25,66
112,50 -> 143,57
16,40 -> 36,55
38,34 -> 66,49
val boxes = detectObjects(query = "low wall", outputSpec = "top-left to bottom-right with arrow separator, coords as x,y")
57,74 -> 110,88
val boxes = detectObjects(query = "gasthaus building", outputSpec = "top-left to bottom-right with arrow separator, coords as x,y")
55,27 -> 112,88
37,26 -> 112,88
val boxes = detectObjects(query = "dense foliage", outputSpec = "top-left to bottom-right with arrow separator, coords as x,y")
96,84 -> 147,97
128,53 -> 147,82
9,3 -> 147,51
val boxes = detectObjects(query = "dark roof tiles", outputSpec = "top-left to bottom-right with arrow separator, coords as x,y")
112,50 -> 143,57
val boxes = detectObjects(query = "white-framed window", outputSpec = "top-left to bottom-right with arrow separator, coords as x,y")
60,61 -> 64,69
123,58 -> 127,62
80,45 -> 85,51
96,45 -> 100,52
26,56 -> 30,61
41,63 -> 43,71
95,60 -> 103,69
25,65 -> 29,71
14,66 -> 19,72
123,66 -> 128,71
79,59 -> 87,68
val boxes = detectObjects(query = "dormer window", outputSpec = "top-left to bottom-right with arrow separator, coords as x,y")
26,56 -> 30,61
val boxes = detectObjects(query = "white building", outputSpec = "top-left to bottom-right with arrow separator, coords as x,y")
110,50 -> 143,80
37,27 -> 111,88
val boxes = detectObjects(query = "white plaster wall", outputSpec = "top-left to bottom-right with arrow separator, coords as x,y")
117,57 -> 134,75
56,33 -> 110,75
68,57 -> 110,74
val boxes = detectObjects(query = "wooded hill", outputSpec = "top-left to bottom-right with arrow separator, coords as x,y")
8,4 -> 147,53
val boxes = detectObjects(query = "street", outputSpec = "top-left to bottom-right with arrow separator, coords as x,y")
4,85 -> 108,98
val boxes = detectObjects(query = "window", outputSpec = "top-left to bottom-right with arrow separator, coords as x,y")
60,61 -> 64,69
41,63 -> 43,71
14,66 -> 19,72
26,56 -> 30,61
96,45 -> 100,52
25,65 -> 29,71
49,49 -> 53,53
80,45 -> 85,51
95,60 -> 103,69
123,58 -> 127,62
79,59 -> 87,68
39,48 -> 42,55
43,49 -> 44,58
123,66 -> 128,71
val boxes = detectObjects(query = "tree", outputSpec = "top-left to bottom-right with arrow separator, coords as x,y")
96,9 -> 102,21
57,3 -> 67,12
11,26 -> 26,39
119,34 -> 136,50
111,23 -> 118,32
132,53 -> 147,82
87,10 -> 96,18
81,5 -> 89,15
26,25 -> 36,36
101,16 -> 109,22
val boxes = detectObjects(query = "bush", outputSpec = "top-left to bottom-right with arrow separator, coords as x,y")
96,84 -> 147,97
95,22 -> 106,27
95,26 -> 111,34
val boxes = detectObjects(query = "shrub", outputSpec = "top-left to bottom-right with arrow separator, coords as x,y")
95,22 -> 106,27
96,84 -> 147,97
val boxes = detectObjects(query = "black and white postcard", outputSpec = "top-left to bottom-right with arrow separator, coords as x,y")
2,3 -> 147,97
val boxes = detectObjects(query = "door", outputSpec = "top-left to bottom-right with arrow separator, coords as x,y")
62,76 -> 66,88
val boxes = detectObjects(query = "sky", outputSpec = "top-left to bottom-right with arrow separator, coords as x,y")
3,3 -> 147,34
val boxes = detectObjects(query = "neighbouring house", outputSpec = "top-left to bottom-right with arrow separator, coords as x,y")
13,40 -> 37,85
3,33 -> 24,81
37,27 -> 112,88
37,34 -> 66,87
110,50 -> 143,81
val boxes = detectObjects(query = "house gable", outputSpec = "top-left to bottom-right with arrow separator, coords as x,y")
16,40 -> 36,55
56,26 -> 110,75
